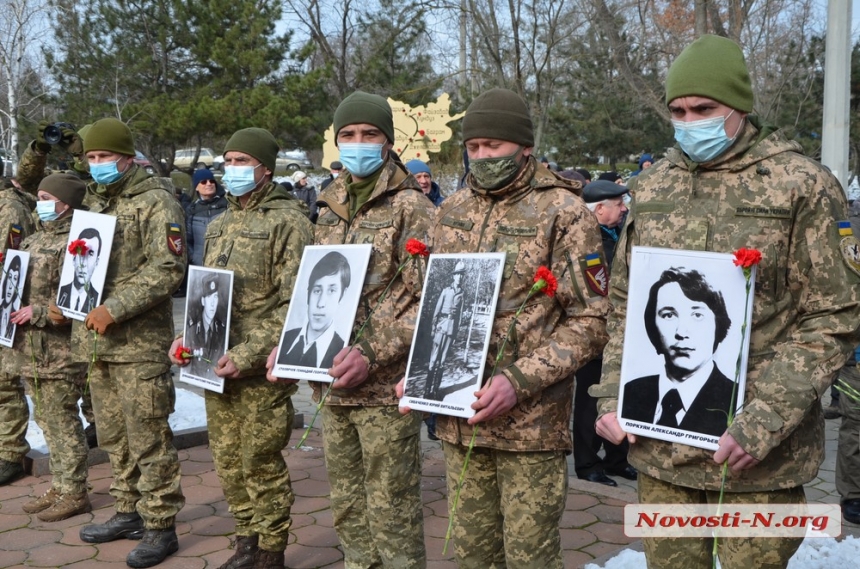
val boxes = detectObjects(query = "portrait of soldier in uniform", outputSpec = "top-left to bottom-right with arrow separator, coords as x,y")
621,266 -> 739,439
58,227 -> 101,314
185,272 -> 228,379
277,251 -> 350,369
424,260 -> 467,399
0,253 -> 23,341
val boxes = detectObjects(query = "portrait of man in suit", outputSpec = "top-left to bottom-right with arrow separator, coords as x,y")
277,251 -> 350,369
186,273 -> 227,379
58,227 -> 101,313
621,267 -> 737,437
0,254 -> 22,340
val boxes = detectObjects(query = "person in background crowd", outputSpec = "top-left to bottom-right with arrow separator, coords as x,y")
593,34 -> 860,568
291,170 -> 318,222
320,160 -> 342,191
405,159 -> 443,206
630,153 -> 654,177
186,168 -> 228,268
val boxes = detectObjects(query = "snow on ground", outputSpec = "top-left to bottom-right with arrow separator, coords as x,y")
25,387 -> 207,455
585,535 -> 860,569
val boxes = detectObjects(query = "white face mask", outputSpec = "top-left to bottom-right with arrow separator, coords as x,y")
222,164 -> 261,196
672,110 -> 740,163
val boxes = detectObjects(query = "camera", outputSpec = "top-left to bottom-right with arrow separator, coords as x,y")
43,122 -> 76,145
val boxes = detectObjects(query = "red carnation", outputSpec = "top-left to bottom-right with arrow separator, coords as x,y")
405,238 -> 429,258
68,239 -> 90,256
0,252 -> 4,264
733,248 -> 762,269
174,345 -> 192,361
533,266 -> 558,298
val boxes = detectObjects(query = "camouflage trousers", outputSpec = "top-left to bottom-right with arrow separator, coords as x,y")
0,373 -> 29,463
442,442 -> 567,569
322,405 -> 425,569
206,376 -> 295,552
27,373 -> 88,494
837,364 -> 860,501
88,360 -> 184,529
638,473 -> 805,568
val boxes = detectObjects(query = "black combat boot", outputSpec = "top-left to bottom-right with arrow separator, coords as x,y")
0,458 -> 24,486
126,527 -> 179,568
79,511 -> 145,543
218,534 -> 259,569
252,548 -> 285,569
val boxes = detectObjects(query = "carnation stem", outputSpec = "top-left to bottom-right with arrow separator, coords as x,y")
28,331 -> 41,415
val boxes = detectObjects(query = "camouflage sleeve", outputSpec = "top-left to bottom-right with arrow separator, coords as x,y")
501,203 -> 612,400
103,194 -> 187,323
228,211 -> 314,374
355,191 -> 434,372
591,215 -> 635,416
16,141 -> 49,196
729,170 -> 860,460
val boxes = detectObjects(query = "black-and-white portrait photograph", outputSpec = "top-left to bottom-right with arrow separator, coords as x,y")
401,253 -> 505,419
58,210 -> 116,321
618,246 -> 755,450
271,244 -> 372,382
0,250 -> 30,348
180,266 -> 234,393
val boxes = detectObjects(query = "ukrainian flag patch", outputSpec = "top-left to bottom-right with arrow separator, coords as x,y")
839,220 -> 853,236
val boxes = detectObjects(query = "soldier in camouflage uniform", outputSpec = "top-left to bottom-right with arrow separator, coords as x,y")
268,91 -> 434,569
592,35 -> 860,568
8,173 -> 92,521
172,128 -> 313,569
0,177 -> 36,485
404,88 -> 611,568
69,118 -> 186,568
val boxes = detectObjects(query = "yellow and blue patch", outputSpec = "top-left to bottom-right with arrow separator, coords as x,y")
166,222 -> 184,256
838,220 -> 853,236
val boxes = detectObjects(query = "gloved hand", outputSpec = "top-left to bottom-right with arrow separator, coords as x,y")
35,120 -> 52,153
47,302 -> 70,326
85,305 -> 115,334
62,127 -> 82,155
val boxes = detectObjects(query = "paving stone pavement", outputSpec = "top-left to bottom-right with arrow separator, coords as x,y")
0,299 -> 854,567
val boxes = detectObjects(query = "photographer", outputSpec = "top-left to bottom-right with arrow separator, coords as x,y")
17,121 -> 91,195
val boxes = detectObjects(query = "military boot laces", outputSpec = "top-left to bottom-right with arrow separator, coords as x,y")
79,511 -> 145,543
217,535 -> 259,569
126,527 -> 179,568
22,487 -> 60,514
0,458 -> 24,486
37,492 -> 92,522
252,548 -> 285,569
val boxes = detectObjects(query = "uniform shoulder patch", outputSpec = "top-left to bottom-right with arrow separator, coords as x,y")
581,252 -> 609,296
166,222 -> 184,256
840,235 -> 860,278
7,223 -> 23,250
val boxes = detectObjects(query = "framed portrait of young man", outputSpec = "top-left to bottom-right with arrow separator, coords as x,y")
617,246 -> 756,450
180,266 -> 234,393
271,244 -> 372,382
0,250 -> 30,348
57,210 -> 116,321
400,252 -> 506,419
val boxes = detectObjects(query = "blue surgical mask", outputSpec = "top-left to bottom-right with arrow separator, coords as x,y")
89,160 -> 124,184
36,200 -> 60,222
339,143 -> 385,178
672,110 -> 739,163
222,165 -> 261,196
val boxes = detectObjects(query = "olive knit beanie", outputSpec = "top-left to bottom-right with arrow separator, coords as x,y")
462,88 -> 534,147
223,128 -> 279,172
333,91 -> 395,143
83,118 -> 135,156
38,173 -> 86,209
665,35 -> 754,113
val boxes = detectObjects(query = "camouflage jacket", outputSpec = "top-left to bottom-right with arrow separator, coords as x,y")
4,216 -> 86,380
1,187 -> 36,254
71,165 -> 187,365
16,140 -> 90,197
312,156 -> 434,406
433,157 -> 611,452
592,117 -> 860,491
203,182 -> 313,377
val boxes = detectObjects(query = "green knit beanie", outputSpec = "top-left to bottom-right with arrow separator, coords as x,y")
333,91 -> 395,143
665,35 -> 754,113
223,127 -> 279,172
38,173 -> 86,209
462,88 -> 534,147
83,118 -> 135,156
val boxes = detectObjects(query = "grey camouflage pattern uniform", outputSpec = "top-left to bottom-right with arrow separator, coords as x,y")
592,118 -> 860,567
70,165 -> 186,529
0,187 -> 36,465
6,216 -> 88,494
201,182 -> 313,552
432,157 -> 610,568
312,156 -> 433,568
